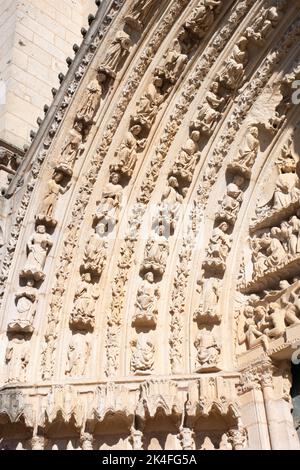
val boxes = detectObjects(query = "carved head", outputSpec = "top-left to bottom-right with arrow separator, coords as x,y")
53,171 -> 64,183
232,174 -> 245,188
74,121 -> 83,133
237,36 -> 248,49
153,76 -> 163,87
211,81 -> 219,94
219,222 -> 229,232
37,225 -> 46,234
97,71 -> 107,83
250,126 -> 259,138
144,272 -> 154,283
110,172 -> 120,184
191,130 -> 200,142
82,273 -> 91,283
131,125 -> 142,136
168,176 -> 179,188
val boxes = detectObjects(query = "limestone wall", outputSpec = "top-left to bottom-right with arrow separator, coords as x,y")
0,0 -> 97,149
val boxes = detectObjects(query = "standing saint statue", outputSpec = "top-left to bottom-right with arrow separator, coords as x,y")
21,225 -> 53,282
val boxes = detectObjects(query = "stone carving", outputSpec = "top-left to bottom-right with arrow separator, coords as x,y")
133,77 -> 164,129
110,125 -> 146,178
178,427 -> 195,450
227,428 -> 248,450
66,334 -> 91,377
55,122 -> 84,176
156,176 -> 183,233
130,334 -> 155,375
20,225 -> 53,282
36,171 -> 71,226
184,0 -> 221,39
194,277 -> 221,324
218,36 -> 248,90
216,175 -> 244,225
82,229 -> 108,276
237,300 -> 269,350
245,4 -> 282,43
228,126 -> 259,178
8,281 -> 37,333
99,31 -> 131,79
156,35 -> 188,85
203,222 -> 231,273
125,0 -> 159,31
192,82 -> 224,135
76,70 -> 107,125
141,225 -> 169,276
5,337 -> 30,383
194,329 -> 221,372
133,272 -> 160,327
171,131 -> 200,183
130,427 -> 144,450
80,433 -> 94,451
70,273 -> 100,331
94,172 -> 123,232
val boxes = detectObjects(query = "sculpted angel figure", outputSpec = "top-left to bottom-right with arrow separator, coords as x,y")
21,225 -> 53,282
133,272 -> 160,325
76,71 -> 107,125
130,334 -> 155,374
100,31 -> 131,78
192,82 -> 224,135
125,0 -> 159,30
56,121 -> 84,176
111,125 -> 146,177
185,0 -> 221,38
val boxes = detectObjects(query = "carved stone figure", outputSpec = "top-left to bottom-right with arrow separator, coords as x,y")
178,427 -> 195,450
99,31 -> 131,78
267,301 -> 300,339
76,71 -> 106,125
195,277 -> 221,323
130,334 -> 155,375
227,428 -> 248,450
142,225 -> 169,275
246,6 -> 281,43
130,427 -> 144,450
229,126 -> 259,177
194,329 -> 220,372
70,273 -> 100,331
192,82 -> 224,135
216,175 -> 244,224
56,121 -> 84,176
20,225 -> 53,282
8,280 -> 37,333
238,302 -> 269,350
94,172 -> 123,231
37,171 -> 71,225
266,228 -> 286,269
125,0 -> 158,30
133,272 -> 160,327
110,125 -> 146,177
133,77 -> 164,129
172,131 -> 200,182
5,337 -> 30,383
157,36 -> 188,84
82,228 -> 108,276
204,222 -> 231,272
185,0 -> 221,38
157,176 -> 183,232
66,334 -> 91,377
218,36 -> 248,90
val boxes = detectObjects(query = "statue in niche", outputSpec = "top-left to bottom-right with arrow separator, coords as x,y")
178,427 -> 195,450
172,130 -> 201,182
130,427 -> 144,450
204,222 -> 231,271
76,70 -> 107,125
133,272 -> 160,326
218,36 -> 248,90
185,0 -> 221,39
157,176 -> 183,232
82,226 -> 108,276
194,329 -> 220,372
134,77 -> 164,129
5,337 -> 30,383
229,126 -> 259,177
56,121 -> 84,176
192,82 -> 224,135
216,175 -> 244,224
66,334 -> 91,377
157,35 -> 188,84
70,273 -> 100,331
245,5 -> 281,43
195,277 -> 221,323
37,171 -> 71,225
94,172 -> 123,232
142,225 -> 169,275
8,280 -> 37,333
99,31 -> 131,79
110,125 -> 146,177
125,0 -> 159,30
20,225 -> 53,282
130,334 -> 155,375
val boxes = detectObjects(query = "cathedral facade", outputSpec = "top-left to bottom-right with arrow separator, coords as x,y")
0,0 -> 300,450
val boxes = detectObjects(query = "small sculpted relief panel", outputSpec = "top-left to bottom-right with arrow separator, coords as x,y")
125,0 -> 160,31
